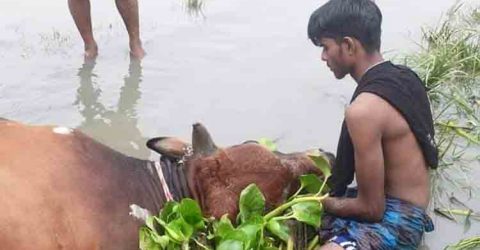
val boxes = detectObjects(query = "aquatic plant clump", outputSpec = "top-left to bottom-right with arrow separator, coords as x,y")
138,153 -> 331,250
403,3 -> 480,207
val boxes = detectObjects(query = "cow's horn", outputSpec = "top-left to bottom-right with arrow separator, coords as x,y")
192,123 -> 217,156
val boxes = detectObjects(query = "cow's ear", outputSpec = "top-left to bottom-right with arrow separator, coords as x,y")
146,137 -> 190,159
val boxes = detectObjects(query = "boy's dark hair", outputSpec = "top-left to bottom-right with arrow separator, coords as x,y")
308,0 -> 382,53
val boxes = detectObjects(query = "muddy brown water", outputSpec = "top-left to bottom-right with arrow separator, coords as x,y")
0,0 -> 479,248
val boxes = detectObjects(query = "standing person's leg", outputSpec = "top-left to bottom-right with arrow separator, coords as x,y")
115,0 -> 145,58
68,0 -> 98,59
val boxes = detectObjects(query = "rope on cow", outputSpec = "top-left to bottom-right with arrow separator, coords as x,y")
154,161 -> 174,201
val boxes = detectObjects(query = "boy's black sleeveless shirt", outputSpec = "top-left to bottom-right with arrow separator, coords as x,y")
328,61 -> 438,197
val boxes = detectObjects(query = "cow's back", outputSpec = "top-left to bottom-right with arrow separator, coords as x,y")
0,120 -> 154,249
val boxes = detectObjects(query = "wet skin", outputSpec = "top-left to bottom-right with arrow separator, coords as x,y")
316,37 -> 430,249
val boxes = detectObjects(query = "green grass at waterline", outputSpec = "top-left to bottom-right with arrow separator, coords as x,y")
402,3 -> 480,208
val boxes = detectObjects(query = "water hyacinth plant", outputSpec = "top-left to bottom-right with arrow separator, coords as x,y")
138,151 -> 332,250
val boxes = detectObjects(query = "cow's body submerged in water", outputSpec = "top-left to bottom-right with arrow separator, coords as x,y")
0,119 -> 327,249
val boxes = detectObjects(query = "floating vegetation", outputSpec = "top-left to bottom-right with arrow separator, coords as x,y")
445,236 -> 480,250
434,196 -> 480,234
402,3 -> 480,208
39,29 -> 74,55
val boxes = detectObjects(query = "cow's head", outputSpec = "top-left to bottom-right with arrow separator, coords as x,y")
146,123 -> 333,220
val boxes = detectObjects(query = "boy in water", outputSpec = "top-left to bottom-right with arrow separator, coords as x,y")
307,0 -> 437,249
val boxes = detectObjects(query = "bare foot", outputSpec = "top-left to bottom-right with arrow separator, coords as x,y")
129,40 -> 145,59
84,42 -> 98,60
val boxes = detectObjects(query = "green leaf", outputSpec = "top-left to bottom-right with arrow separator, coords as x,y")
434,208 -> 455,221
216,217 -> 261,248
238,222 -> 263,249
213,215 -> 235,240
258,138 -> 277,151
154,217 -> 186,243
223,229 -> 248,242
454,127 -> 480,144
291,201 -> 322,227
168,217 -> 194,242
214,215 -> 258,248
245,214 -> 265,225
308,154 -> 331,178
152,234 -> 170,248
145,216 -> 157,231
160,201 -> 179,223
266,219 -> 290,242
143,221 -> 170,248
239,184 -> 266,223
217,240 -> 244,250
139,227 -> 162,250
178,198 -> 205,229
299,174 -> 322,194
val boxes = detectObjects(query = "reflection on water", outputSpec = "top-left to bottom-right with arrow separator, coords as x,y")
0,0 -> 478,248
74,59 -> 150,159
184,0 -> 205,18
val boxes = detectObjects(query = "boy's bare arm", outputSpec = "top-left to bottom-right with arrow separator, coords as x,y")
322,93 -> 386,222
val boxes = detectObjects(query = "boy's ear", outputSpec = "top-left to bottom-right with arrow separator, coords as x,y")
342,37 -> 356,55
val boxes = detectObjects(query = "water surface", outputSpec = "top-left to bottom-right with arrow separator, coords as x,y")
0,0 -> 479,248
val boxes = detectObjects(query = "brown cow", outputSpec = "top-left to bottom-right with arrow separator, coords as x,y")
0,119 -> 327,249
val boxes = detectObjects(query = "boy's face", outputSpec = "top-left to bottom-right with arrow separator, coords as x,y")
318,37 -> 351,79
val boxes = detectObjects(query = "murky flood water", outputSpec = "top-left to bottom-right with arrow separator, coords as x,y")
0,0 -> 479,248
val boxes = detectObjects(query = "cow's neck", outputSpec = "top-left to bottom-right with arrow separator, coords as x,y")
151,156 -> 191,202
